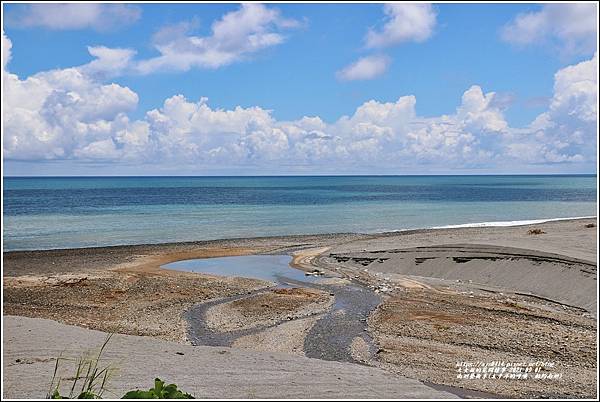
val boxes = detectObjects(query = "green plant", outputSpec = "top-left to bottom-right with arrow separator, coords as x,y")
47,334 -> 115,399
122,378 -> 194,399
46,336 -> 194,399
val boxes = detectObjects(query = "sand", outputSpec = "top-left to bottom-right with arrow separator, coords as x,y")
3,217 -> 597,398
3,316 -> 455,399
204,288 -> 334,332
325,244 -> 596,313
232,315 -> 323,356
330,217 -> 597,262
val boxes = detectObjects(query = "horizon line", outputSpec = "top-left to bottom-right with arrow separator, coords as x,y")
3,173 -> 598,178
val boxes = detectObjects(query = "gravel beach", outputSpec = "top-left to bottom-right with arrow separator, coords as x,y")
3,217 -> 597,398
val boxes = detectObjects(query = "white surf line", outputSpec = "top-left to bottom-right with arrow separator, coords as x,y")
430,216 -> 597,229
370,216 -> 597,233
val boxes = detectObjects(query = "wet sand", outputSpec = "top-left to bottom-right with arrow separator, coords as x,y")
3,217 -> 597,398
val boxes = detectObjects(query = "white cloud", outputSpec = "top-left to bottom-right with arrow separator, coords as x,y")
136,3 -> 299,73
336,55 -> 390,81
3,67 -> 139,160
5,4 -> 297,78
2,31 -> 597,172
2,31 -> 12,71
74,138 -> 121,160
457,86 -> 508,132
366,3 -> 437,48
339,4 -> 436,82
550,52 -> 598,123
506,52 -> 598,164
501,3 -> 598,55
78,46 -> 137,80
9,3 -> 141,31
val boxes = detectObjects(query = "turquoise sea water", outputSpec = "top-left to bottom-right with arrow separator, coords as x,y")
2,175 -> 597,251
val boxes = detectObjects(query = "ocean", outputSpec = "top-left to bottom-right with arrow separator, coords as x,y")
2,175 -> 597,251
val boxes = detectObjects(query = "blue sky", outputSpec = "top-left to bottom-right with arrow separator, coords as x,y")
2,2 -> 598,175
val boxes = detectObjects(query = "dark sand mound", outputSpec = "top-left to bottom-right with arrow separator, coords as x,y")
326,244 -> 597,314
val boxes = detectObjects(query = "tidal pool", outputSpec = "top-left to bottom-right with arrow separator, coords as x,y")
162,254 -> 323,285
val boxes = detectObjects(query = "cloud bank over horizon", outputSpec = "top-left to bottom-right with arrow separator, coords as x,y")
2,3 -> 598,175
3,27 -> 596,174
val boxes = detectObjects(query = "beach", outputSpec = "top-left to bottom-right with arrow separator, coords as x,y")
3,1 -> 598,398
3,217 -> 597,399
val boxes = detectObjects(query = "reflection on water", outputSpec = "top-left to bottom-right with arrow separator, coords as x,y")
163,254 -> 322,285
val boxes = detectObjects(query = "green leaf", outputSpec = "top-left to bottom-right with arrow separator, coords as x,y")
121,390 -> 156,399
121,378 -> 193,399
153,378 -> 164,395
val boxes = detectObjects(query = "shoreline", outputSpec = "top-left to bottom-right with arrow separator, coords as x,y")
3,215 -> 596,254
428,215 -> 597,229
3,217 -> 597,398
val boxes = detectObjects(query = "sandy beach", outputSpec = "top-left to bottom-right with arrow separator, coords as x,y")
3,217 -> 597,399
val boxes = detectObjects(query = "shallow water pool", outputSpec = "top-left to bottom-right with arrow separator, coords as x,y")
162,254 -> 322,285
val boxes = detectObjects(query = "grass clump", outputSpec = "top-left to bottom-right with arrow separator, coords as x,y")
47,334 -> 115,399
47,335 -> 194,399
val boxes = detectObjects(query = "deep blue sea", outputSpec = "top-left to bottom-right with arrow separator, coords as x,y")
2,175 -> 597,251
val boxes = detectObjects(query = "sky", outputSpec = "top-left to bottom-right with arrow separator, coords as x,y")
2,2 -> 598,175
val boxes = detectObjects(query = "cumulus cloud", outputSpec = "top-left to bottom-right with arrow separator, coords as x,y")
3,66 -> 139,160
457,86 -> 508,132
339,4 -> 437,82
366,3 -> 437,48
336,55 -> 390,81
78,46 -> 138,80
501,3 -> 598,55
8,3 -> 141,31
2,31 -> 596,172
505,53 -> 598,164
136,3 -> 299,73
